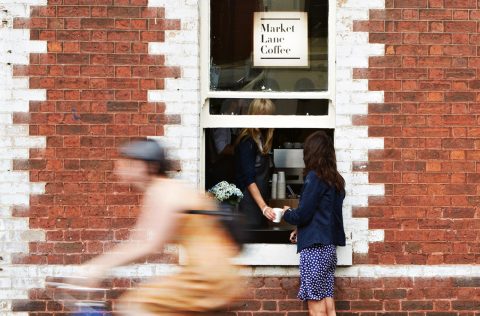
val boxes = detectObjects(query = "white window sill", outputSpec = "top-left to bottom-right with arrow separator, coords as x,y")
180,244 -> 352,266
233,244 -> 352,266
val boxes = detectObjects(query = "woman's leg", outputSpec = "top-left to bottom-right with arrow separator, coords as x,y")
324,297 -> 336,316
307,299 -> 327,316
307,298 -> 336,316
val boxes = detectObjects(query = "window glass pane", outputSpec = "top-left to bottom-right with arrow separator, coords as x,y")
209,98 -> 329,116
210,0 -> 328,92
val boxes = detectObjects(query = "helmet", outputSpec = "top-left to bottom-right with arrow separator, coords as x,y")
119,139 -> 169,175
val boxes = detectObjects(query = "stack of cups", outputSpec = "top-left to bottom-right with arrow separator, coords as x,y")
271,173 -> 278,199
277,171 -> 286,199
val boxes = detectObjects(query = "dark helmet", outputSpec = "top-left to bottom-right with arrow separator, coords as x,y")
119,139 -> 169,175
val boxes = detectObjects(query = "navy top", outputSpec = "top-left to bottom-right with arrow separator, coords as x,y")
235,137 -> 258,191
283,170 -> 346,252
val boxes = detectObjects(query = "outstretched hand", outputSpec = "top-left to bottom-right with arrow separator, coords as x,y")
262,206 -> 276,221
289,229 -> 297,244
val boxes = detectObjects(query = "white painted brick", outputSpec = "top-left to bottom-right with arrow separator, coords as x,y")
181,137 -> 199,148
337,126 -> 369,138
149,90 -> 199,102
0,161 -> 12,171
336,54 -> 369,67
0,138 -> 12,147
0,114 -> 12,124
0,242 -> 28,253
163,7 -> 197,20
165,30 -> 198,43
336,103 -> 368,115
166,54 -> 199,66
165,78 -> 199,91
26,40 -> 47,53
165,125 -> 199,138
13,136 -> 45,148
0,193 -> 29,206
181,67 -> 200,79
12,78 -> 29,89
0,183 -> 29,193
0,101 -> 29,113
0,278 -> 12,288
335,115 -> 352,126
181,159 -> 199,171
336,8 -> 369,21
5,125 -> 28,136
182,114 -> 199,126
351,184 -> 384,196
0,0 -> 46,5
149,42 -> 197,55
368,229 -> 385,242
3,53 -> 29,65
340,0 -> 384,9
0,148 -> 28,159
168,148 -> 197,160
0,90 -> 12,100
0,4 -> 29,17
158,136 -> 181,149
165,102 -> 199,114
337,80 -> 368,91
29,182 -> 45,195
11,89 -> 45,101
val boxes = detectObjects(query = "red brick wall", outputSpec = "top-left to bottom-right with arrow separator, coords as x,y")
12,0 -> 181,265
352,0 -> 480,265
8,0 -> 480,315
12,277 -> 480,314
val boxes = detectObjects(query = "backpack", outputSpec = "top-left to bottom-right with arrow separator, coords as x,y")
185,209 -> 249,249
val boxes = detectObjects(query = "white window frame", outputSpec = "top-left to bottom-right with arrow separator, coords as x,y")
199,0 -> 352,266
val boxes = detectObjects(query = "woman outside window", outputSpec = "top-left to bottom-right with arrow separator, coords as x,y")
281,131 -> 346,316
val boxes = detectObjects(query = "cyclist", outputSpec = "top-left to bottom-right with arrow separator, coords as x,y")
78,139 -> 243,315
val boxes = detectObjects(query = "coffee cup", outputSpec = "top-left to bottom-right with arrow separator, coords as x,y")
272,208 -> 283,223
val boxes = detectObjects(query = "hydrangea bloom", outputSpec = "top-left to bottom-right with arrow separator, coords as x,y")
208,181 -> 243,205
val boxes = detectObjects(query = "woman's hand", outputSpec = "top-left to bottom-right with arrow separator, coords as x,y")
262,206 -> 276,221
289,229 -> 297,244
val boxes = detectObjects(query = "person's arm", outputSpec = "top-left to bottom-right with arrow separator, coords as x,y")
84,184 -> 179,276
238,140 -> 275,221
283,174 -> 325,226
247,182 -> 275,221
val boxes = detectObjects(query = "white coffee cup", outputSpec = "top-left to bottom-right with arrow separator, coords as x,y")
272,208 -> 283,223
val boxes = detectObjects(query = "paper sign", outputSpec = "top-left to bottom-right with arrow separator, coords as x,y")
253,11 -> 309,67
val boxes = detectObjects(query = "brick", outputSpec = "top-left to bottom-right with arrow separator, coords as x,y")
11,300 -> 46,312
444,0 -> 476,8
451,301 -> 480,310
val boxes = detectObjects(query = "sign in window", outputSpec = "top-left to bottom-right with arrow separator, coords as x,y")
253,12 -> 309,67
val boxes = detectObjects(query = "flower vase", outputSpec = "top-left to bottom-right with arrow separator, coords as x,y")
220,201 -> 238,213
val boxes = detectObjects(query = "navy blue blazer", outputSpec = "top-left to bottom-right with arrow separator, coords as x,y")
283,170 -> 346,252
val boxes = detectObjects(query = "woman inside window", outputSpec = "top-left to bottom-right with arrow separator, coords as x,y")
235,99 -> 277,228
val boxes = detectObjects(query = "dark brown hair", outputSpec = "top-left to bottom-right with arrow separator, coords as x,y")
303,131 -> 345,192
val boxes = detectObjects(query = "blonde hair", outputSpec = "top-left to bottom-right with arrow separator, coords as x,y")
236,99 -> 275,154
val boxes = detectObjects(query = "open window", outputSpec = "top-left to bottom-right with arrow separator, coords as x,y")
200,0 -> 337,246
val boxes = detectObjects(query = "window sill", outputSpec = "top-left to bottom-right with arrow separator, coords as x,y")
233,243 -> 352,266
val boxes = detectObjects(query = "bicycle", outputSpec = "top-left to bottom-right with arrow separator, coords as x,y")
46,277 -> 111,316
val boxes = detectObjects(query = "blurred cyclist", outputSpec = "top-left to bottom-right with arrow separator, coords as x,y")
79,139 -> 243,315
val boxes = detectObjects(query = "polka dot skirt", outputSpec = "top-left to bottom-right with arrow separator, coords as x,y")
298,244 -> 337,301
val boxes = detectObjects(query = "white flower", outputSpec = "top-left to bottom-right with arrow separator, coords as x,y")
208,181 -> 243,204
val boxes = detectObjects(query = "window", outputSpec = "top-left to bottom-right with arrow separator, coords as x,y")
200,0 -> 337,248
